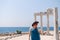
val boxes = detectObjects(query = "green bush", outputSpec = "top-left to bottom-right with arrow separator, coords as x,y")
16,30 -> 22,34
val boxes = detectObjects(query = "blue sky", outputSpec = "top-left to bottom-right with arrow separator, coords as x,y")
0,0 -> 60,27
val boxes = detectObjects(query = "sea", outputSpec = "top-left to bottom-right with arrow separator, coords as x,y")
0,27 -> 60,33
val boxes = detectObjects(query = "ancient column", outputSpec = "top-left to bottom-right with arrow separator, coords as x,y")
40,12 -> 43,34
47,9 -> 50,35
34,13 -> 36,21
53,8 -> 59,40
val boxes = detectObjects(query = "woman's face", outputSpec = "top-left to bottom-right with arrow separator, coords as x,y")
33,24 -> 38,28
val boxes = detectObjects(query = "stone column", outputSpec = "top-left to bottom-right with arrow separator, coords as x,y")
47,9 -> 50,35
53,8 -> 59,40
40,12 -> 43,34
34,13 -> 36,21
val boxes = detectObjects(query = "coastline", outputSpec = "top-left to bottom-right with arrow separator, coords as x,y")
0,31 -> 60,40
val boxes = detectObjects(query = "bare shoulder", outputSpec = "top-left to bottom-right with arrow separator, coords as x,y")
29,27 -> 34,31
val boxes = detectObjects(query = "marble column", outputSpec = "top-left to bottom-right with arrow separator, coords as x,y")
53,8 -> 59,40
34,14 -> 36,21
40,12 -> 43,34
47,9 -> 50,35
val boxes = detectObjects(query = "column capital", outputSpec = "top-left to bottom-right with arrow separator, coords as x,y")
47,8 -> 53,15
40,12 -> 43,16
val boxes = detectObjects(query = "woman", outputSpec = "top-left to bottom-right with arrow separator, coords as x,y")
29,21 -> 40,40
